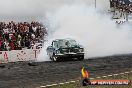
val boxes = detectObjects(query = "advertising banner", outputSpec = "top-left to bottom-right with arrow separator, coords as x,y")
0,49 -> 40,63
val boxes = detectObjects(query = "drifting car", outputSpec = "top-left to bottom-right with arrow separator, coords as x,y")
46,38 -> 84,61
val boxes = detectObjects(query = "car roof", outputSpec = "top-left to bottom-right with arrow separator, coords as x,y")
53,38 -> 75,42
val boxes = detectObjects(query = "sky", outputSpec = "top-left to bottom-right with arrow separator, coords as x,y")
0,0 -> 110,21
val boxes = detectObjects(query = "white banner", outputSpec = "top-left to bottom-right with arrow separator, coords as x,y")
0,49 -> 41,63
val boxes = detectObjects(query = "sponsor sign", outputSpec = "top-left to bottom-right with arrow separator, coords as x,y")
81,67 -> 130,86
90,80 -> 130,85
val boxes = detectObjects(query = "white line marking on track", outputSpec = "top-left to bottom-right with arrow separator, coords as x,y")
46,85 -> 53,87
108,75 -> 112,77
125,72 -> 129,74
40,86 -> 46,88
65,82 -> 70,84
120,73 -> 125,74
59,83 -> 64,85
102,76 -> 107,78
90,78 -> 94,79
113,74 -> 119,76
52,84 -> 58,86
96,77 -> 101,78
70,81 -> 76,83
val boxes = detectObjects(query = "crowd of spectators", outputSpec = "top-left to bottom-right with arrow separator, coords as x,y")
109,0 -> 132,24
0,21 -> 47,51
110,0 -> 132,13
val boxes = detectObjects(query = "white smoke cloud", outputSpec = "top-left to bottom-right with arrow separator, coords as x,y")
37,3 -> 132,61
0,0 -> 109,21
1,0 -> 132,61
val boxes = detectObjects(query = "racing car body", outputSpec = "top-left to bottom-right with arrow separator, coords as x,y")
46,38 -> 84,61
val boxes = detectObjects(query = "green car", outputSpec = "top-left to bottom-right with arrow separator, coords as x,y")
46,38 -> 84,61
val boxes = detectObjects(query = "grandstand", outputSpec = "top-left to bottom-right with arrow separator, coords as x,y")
0,21 -> 47,51
109,0 -> 132,22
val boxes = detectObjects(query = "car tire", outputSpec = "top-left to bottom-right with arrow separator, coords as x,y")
78,56 -> 84,61
52,56 -> 58,62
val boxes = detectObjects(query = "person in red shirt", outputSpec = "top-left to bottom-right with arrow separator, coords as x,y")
11,34 -> 16,42
0,38 -> 3,50
8,40 -> 15,50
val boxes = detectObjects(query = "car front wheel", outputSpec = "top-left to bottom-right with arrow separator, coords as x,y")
52,56 -> 58,62
78,56 -> 84,61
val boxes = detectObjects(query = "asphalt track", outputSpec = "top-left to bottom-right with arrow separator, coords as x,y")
0,54 -> 132,88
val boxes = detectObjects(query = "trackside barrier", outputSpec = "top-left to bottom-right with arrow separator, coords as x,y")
0,49 -> 41,63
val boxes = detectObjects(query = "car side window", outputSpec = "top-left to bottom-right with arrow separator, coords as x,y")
53,41 -> 58,48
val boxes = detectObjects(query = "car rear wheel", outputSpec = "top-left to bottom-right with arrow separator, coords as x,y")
78,56 -> 84,61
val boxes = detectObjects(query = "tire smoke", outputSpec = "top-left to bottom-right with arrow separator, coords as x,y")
37,3 -> 132,61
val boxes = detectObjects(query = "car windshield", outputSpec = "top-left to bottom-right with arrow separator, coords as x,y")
68,40 -> 78,46
57,39 -> 78,48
